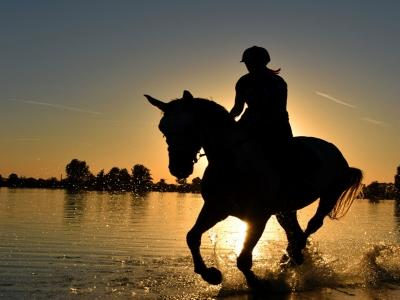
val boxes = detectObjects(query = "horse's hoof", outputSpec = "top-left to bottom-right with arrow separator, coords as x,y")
201,267 -> 222,285
246,273 -> 269,289
292,254 -> 304,266
280,252 -> 304,266
280,253 -> 291,265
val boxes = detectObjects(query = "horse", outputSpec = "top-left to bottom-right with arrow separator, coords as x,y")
145,90 -> 363,287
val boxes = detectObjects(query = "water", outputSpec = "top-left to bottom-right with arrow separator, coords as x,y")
1,188 -> 400,299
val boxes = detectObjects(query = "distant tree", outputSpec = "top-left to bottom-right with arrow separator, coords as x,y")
132,164 -> 153,194
95,169 -> 106,190
191,177 -> 202,193
7,173 -> 20,187
37,178 -> 46,187
87,173 -> 96,190
105,167 -> 132,191
176,178 -> 190,193
395,165 -> 400,200
65,159 -> 92,190
45,177 -> 59,188
363,181 -> 396,200
107,167 -> 121,191
119,168 -> 132,191
154,178 -> 168,192
24,177 -> 37,188
366,181 -> 384,200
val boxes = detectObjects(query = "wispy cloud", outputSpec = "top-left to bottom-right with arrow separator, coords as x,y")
41,116 -> 156,124
0,139 -> 40,141
315,92 -> 357,109
5,98 -> 104,115
361,118 -> 391,127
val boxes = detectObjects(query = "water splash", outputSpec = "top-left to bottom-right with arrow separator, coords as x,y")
205,236 -> 400,294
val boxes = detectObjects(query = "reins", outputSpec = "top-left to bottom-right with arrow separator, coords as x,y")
162,101 -> 256,164
194,135 -> 256,163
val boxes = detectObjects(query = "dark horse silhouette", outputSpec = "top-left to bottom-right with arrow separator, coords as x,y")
145,91 -> 363,287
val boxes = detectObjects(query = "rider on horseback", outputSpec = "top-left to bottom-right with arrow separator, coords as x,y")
230,46 -> 293,168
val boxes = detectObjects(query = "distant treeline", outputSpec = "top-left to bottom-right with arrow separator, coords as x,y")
362,165 -> 400,200
1,160 -> 399,199
362,181 -> 399,200
0,159 -> 201,194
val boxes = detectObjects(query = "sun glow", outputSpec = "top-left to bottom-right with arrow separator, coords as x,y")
208,215 -> 290,261
233,220 -> 247,256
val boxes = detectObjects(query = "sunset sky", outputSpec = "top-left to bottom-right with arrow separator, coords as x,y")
1,1 -> 398,185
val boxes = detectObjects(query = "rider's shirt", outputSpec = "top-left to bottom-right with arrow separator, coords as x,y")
235,70 -> 291,136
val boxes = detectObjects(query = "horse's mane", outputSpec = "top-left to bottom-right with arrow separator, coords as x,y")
166,98 -> 236,127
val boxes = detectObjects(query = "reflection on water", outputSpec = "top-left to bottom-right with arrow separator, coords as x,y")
0,188 -> 400,299
63,190 -> 88,224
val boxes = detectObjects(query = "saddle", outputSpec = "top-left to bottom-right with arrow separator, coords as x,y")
263,137 -> 321,178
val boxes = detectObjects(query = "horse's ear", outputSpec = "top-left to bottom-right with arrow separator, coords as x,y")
182,90 -> 194,101
144,95 -> 166,111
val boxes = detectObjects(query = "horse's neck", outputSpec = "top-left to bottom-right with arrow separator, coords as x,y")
199,120 -> 248,164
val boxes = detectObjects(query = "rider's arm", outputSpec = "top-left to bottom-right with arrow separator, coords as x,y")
230,93 -> 245,119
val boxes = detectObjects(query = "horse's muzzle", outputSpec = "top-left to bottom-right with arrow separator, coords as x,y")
169,162 -> 194,179
167,144 -> 199,179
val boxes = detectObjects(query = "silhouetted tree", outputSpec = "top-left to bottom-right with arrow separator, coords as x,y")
191,177 -> 202,193
107,167 -> 121,191
0,175 -> 3,187
37,178 -> 46,187
95,169 -> 106,190
154,178 -> 169,192
119,168 -> 132,191
7,173 -> 20,187
363,181 -> 397,200
105,167 -> 132,191
45,177 -> 59,188
176,178 -> 190,193
132,164 -> 153,194
23,177 -> 37,188
65,159 -> 92,190
395,165 -> 400,200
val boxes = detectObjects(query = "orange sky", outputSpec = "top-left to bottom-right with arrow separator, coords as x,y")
0,1 -> 399,185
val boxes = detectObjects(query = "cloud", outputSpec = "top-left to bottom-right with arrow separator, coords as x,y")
315,92 -> 357,108
0,139 -> 40,141
361,118 -> 391,127
41,116 -> 156,124
5,98 -> 104,115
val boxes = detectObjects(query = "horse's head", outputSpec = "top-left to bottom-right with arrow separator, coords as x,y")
145,91 -> 201,179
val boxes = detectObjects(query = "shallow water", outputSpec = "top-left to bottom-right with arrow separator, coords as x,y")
1,188 -> 400,299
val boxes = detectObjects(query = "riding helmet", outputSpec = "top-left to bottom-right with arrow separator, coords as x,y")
240,46 -> 270,64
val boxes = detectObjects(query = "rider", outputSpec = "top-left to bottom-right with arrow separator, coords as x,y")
230,46 -> 293,167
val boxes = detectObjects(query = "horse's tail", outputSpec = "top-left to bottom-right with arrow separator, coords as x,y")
328,167 -> 364,220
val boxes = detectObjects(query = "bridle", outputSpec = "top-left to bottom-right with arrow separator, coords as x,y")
162,110 -> 255,164
162,110 -> 203,164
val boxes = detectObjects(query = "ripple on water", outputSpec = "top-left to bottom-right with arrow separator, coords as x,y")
1,191 -> 400,299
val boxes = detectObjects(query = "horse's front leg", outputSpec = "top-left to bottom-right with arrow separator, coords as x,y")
237,216 -> 270,287
186,203 -> 228,285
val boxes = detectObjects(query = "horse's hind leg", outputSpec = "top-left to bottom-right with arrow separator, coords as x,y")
304,189 -> 343,239
276,211 -> 306,265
